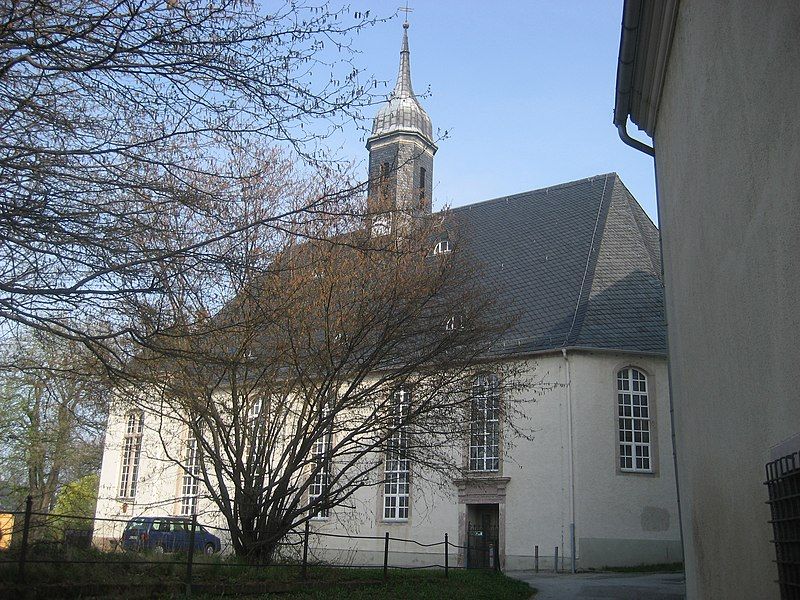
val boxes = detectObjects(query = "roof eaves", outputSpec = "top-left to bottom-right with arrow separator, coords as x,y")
613,0 -> 679,138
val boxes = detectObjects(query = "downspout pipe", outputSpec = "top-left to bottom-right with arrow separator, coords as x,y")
614,0 -> 655,157
617,123 -> 654,157
562,348 -> 577,573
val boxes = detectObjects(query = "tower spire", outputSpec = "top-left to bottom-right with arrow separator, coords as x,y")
393,21 -> 413,99
368,21 -> 433,144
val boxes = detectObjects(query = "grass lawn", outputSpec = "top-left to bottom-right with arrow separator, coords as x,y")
220,569 -> 536,599
1,547 -> 534,598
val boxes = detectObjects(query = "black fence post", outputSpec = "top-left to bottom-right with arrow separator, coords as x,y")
534,545 -> 539,573
465,532 -> 470,570
494,543 -> 500,572
186,513 -> 197,598
383,532 -> 389,580
18,495 -> 32,583
554,546 -> 559,573
444,533 -> 449,578
301,520 -> 310,580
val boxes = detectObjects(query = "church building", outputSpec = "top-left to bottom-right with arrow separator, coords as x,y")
94,23 -> 681,570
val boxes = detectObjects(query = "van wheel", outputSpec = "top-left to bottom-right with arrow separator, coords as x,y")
153,544 -> 165,554
204,543 -> 215,555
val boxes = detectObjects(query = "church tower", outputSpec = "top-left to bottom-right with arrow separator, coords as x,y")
367,22 -> 436,219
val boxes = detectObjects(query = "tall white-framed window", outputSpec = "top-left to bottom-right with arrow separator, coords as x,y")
617,367 -> 652,472
249,395 -> 268,455
118,411 -> 144,499
469,374 -> 500,472
180,428 -> 201,516
384,388 -> 410,521
308,401 -> 332,519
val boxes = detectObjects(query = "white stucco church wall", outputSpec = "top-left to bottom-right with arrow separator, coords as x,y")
94,352 -> 680,570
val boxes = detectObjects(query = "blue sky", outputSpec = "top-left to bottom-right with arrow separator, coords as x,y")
336,1 -> 658,222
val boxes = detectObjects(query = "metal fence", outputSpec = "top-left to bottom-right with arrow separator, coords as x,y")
766,451 -> 800,600
0,495 -> 470,596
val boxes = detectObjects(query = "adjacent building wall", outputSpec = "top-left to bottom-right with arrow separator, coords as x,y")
653,2 -> 800,597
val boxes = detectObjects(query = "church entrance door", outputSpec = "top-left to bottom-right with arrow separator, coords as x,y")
466,503 -> 499,570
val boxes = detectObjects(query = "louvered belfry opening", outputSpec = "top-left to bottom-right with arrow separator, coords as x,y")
766,451 -> 800,599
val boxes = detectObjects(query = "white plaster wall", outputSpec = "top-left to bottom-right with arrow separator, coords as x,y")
568,352 -> 681,567
94,353 -> 680,569
653,2 -> 800,597
502,354 -> 571,570
94,403 -> 225,548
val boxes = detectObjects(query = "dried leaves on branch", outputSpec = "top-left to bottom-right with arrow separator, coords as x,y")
0,0 -> 382,352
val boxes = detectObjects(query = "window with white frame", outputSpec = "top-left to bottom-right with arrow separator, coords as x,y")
308,401 -> 332,518
249,396 -> 267,452
617,367 -> 652,472
384,388 -> 410,520
469,374 -> 500,472
445,313 -> 464,331
180,428 -> 200,516
119,411 -> 144,499
433,239 -> 452,255
371,214 -> 391,237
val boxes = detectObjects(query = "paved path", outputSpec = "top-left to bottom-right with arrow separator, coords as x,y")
506,571 -> 685,600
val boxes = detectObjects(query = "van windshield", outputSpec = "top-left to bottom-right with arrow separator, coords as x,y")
125,519 -> 148,530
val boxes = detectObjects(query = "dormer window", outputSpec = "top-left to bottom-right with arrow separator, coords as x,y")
445,314 -> 464,331
433,239 -> 452,255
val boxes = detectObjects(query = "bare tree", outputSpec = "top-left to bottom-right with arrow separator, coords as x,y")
123,212 -> 541,561
0,0 -> 384,353
0,330 -> 110,514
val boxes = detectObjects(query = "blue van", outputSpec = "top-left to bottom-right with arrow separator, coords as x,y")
121,517 -> 221,555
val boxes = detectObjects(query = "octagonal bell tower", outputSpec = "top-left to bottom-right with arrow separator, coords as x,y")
367,22 -> 437,219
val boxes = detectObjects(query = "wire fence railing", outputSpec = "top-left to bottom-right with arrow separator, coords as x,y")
0,496 -> 471,595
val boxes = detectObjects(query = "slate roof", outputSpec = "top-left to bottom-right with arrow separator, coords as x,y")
446,172 -> 666,356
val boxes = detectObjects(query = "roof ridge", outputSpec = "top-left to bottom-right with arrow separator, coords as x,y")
441,172 -> 618,214
562,174 -> 615,346
615,180 -> 662,278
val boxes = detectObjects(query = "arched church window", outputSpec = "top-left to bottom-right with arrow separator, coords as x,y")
119,410 -> 144,499
617,367 -> 652,472
371,215 -> 391,237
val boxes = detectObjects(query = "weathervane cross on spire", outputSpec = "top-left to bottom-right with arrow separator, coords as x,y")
399,2 -> 413,26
